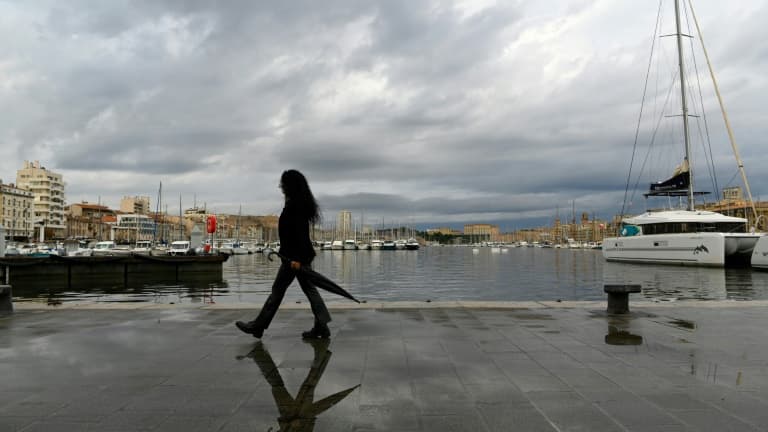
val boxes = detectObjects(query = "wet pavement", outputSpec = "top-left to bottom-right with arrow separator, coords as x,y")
1,301 -> 768,431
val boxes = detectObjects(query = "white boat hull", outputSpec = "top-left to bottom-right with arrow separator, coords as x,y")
603,233 -> 761,267
750,235 -> 768,269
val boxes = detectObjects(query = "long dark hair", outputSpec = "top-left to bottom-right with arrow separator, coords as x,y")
280,169 -> 321,224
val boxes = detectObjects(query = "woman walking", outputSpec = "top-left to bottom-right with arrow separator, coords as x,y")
236,170 -> 331,339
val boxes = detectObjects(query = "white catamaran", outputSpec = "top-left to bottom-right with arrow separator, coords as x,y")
602,0 -> 762,267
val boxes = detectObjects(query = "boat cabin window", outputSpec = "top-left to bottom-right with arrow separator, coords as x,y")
638,222 -> 746,235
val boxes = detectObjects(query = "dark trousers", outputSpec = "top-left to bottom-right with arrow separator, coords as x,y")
253,262 -> 331,329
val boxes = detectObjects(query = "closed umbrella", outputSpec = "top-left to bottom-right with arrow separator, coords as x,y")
268,251 -> 361,303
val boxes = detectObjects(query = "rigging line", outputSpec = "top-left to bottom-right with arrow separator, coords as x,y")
687,0 -> 757,222
724,171 -> 739,188
621,0 -> 664,221
683,1 -> 719,201
628,70 -> 679,208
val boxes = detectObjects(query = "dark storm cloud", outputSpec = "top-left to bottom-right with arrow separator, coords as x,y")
1,0 -> 766,227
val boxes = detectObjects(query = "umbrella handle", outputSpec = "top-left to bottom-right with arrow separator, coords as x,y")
267,251 -> 288,262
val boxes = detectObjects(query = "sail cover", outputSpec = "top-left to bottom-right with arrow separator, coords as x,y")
648,160 -> 690,194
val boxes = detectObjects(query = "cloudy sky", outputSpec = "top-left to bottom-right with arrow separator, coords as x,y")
1,0 -> 766,230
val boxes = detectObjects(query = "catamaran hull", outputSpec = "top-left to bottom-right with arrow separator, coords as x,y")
750,235 -> 768,269
602,233 -> 761,267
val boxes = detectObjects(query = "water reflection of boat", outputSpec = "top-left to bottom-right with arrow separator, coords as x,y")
602,261 -> 727,301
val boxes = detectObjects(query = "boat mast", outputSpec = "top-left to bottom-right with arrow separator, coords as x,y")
674,0 -> 695,211
687,0 -> 758,224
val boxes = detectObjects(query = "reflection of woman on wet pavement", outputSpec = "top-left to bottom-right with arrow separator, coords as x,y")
237,340 -> 359,430
236,170 -> 332,339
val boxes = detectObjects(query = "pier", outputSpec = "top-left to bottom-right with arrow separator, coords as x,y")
1,301 -> 767,430
0,254 -> 229,290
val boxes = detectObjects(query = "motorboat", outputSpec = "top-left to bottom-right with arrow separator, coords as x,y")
168,241 -> 194,256
381,240 -> 396,250
132,240 -> 153,255
343,239 -> 357,250
220,241 -> 249,255
331,240 -> 344,250
405,238 -> 420,250
92,241 -> 132,256
370,239 -> 383,250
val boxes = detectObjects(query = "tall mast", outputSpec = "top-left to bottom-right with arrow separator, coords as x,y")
178,194 -> 182,241
674,0 -> 695,210
687,0 -> 758,224
153,182 -> 161,243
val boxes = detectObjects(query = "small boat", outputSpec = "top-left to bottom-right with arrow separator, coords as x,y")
331,240 -> 344,250
168,241 -> 194,256
262,241 -> 280,254
343,239 -> 357,250
132,240 -> 153,255
220,241 -> 249,255
370,239 -> 383,250
381,240 -> 396,250
92,241 -> 132,256
405,238 -> 420,250
394,239 -> 407,250
320,241 -> 333,250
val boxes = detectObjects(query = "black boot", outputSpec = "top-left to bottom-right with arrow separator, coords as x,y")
235,320 -> 264,338
302,321 -> 330,339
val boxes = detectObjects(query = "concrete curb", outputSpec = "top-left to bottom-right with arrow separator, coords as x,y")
11,299 -> 768,311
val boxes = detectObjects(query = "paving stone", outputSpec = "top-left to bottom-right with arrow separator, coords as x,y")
1,304 -> 767,431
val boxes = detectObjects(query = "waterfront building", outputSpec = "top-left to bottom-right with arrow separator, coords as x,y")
66,202 -> 115,240
113,214 -> 156,242
699,186 -> 768,231
120,196 -> 151,215
464,223 -> 500,242
337,210 -> 352,240
0,181 -> 34,241
15,160 -> 66,239
427,227 -> 462,236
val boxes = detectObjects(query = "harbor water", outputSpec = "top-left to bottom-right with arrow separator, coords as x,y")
11,246 -> 768,304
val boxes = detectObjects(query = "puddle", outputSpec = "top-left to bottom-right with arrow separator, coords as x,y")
669,319 -> 696,330
510,313 -> 554,320
604,326 -> 643,346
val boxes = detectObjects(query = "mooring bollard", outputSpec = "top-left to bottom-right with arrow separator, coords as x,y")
0,285 -> 12,313
604,284 -> 641,314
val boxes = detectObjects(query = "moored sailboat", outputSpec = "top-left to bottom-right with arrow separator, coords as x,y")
602,0 -> 762,267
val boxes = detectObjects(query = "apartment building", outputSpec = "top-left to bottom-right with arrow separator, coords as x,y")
0,181 -> 34,240
66,202 -> 115,239
120,195 -> 150,214
114,214 -> 156,242
15,161 -> 66,239
464,223 -> 500,239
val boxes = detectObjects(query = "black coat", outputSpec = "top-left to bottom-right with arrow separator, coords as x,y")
278,200 -> 316,264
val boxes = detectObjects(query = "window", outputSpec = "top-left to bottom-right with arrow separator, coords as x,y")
640,222 -> 747,235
